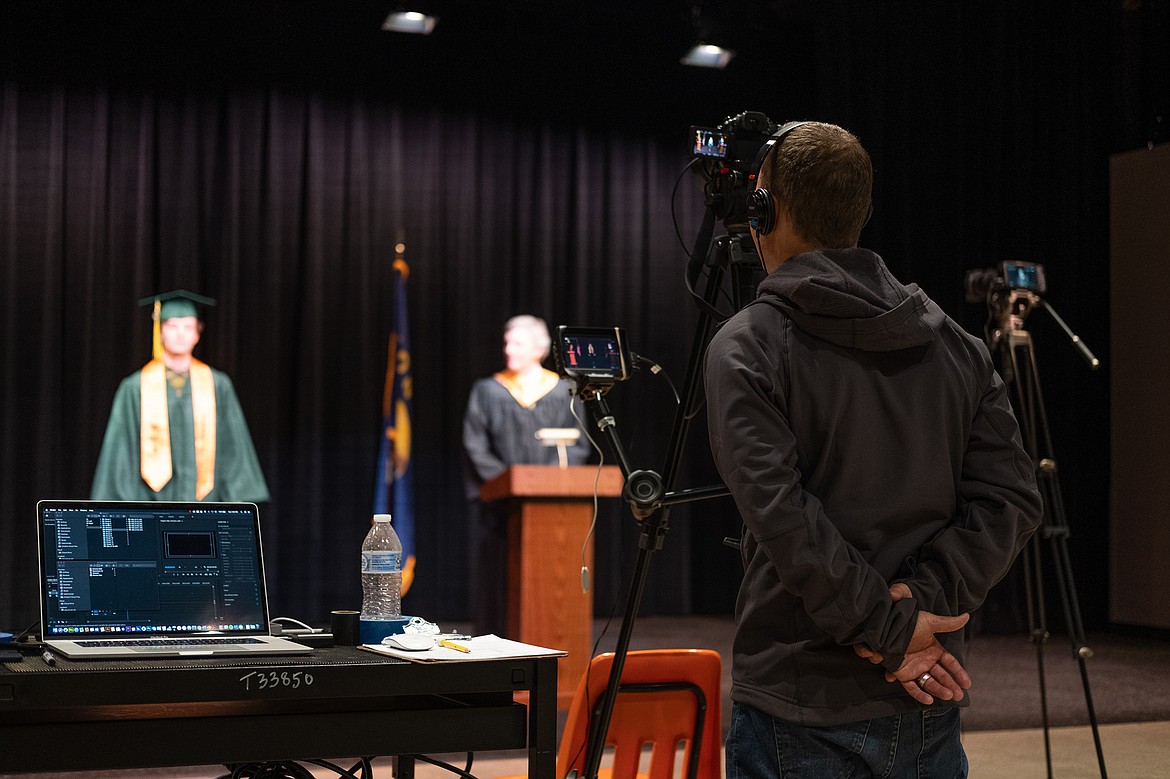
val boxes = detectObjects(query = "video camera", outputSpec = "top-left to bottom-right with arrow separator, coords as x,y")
689,110 -> 779,227
965,261 -> 1053,348
964,260 -> 1048,303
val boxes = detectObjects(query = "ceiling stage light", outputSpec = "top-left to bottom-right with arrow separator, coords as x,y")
382,10 -> 438,35
680,43 -> 735,69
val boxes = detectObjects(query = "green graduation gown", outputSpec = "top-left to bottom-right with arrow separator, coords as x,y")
91,367 -> 270,502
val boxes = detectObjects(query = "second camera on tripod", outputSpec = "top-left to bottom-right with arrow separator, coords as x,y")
964,260 -> 1048,303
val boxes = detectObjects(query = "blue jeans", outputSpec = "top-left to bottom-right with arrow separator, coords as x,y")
727,701 -> 967,779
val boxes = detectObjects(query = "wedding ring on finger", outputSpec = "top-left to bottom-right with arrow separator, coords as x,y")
917,672 -> 932,687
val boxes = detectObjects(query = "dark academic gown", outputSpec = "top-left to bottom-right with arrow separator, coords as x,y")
461,374 -> 590,634
91,367 -> 270,502
461,376 -> 590,500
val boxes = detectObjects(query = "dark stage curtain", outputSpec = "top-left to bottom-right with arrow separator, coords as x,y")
0,78 -> 740,632
2,0 -> 1161,636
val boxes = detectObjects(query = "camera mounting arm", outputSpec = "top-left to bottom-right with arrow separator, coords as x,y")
578,385 -> 633,475
579,387 -> 728,522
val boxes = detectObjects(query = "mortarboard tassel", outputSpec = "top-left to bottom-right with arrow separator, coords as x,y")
151,299 -> 163,361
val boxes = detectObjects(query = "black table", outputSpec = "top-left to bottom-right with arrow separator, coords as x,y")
0,647 -> 557,776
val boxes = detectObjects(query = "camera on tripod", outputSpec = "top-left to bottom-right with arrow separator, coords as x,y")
689,110 -> 779,226
964,260 -> 1048,303
565,111 -> 794,779
965,261 -> 1051,345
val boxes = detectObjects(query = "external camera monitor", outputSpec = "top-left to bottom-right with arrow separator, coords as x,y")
690,127 -> 729,159
1000,261 -> 1047,294
555,326 -> 631,385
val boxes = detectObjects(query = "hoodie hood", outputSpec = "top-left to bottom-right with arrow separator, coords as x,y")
753,248 -> 946,352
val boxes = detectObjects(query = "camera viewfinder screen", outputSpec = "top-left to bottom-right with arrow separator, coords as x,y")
562,335 -> 622,373
556,326 -> 630,383
1001,262 -> 1046,294
692,129 -> 728,159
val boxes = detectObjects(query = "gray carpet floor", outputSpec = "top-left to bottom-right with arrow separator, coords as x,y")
5,616 -> 1167,778
591,615 -> 1170,733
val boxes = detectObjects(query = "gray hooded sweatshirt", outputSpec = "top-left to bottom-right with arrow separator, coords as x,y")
705,247 -> 1041,726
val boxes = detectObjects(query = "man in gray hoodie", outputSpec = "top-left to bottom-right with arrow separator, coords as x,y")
705,121 -> 1042,777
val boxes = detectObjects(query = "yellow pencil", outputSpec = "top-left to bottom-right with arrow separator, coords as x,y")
439,639 -> 471,653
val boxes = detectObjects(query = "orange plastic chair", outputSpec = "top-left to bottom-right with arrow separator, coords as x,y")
556,649 -> 723,779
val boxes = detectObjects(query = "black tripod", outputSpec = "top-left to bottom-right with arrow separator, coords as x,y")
570,218 -> 753,779
993,289 -> 1106,779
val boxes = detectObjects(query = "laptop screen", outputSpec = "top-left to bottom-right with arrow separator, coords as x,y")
38,501 -> 272,639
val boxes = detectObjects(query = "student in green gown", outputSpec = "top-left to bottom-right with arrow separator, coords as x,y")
91,290 -> 270,502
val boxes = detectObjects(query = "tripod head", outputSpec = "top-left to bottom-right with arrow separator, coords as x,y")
965,261 -> 1100,370
991,287 -> 1041,343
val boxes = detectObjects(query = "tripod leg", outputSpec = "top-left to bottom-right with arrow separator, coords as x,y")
1014,334 -> 1108,779
1022,534 -> 1055,779
581,516 -> 668,779
580,235 -> 729,779
1039,460 -> 1109,778
1010,338 -> 1056,779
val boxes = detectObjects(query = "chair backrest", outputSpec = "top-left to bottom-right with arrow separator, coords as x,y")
557,649 -> 723,779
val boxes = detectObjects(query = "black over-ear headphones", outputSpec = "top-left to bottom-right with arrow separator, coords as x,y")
746,121 -> 812,236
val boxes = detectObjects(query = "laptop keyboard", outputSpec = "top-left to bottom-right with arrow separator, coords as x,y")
75,637 -> 265,647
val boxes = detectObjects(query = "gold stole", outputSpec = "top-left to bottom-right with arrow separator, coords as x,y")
494,368 -> 561,408
139,359 -> 217,499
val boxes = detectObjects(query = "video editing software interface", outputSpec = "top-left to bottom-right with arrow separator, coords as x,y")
41,504 -> 267,637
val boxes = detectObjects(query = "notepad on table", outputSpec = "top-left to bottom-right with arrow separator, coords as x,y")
358,634 -> 567,662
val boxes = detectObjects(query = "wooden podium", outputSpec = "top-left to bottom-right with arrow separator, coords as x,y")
481,465 -> 624,708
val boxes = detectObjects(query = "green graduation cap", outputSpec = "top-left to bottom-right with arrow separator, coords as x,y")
138,290 -> 217,360
138,289 -> 217,321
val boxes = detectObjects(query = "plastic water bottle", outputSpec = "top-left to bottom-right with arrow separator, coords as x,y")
360,514 -> 402,620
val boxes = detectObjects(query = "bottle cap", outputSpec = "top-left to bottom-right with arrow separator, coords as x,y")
374,513 -> 392,523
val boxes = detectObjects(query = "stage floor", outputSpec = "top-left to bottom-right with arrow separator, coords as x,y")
4,615 -> 1167,779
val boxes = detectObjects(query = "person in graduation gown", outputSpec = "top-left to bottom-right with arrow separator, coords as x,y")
462,314 -> 590,635
91,290 -> 270,503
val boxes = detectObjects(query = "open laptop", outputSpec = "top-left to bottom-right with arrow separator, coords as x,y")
37,500 -> 312,659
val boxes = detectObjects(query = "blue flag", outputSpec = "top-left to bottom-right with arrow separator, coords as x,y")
374,258 -> 416,595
